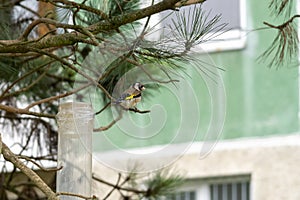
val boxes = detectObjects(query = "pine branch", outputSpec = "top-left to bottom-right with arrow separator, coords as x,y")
0,60 -> 52,99
26,47 -> 114,100
259,14 -> 299,67
0,0 -> 203,54
268,0 -> 294,16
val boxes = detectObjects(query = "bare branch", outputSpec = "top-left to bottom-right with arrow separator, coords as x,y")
1,66 -> 50,99
17,2 -> 41,17
95,102 -> 111,115
19,17 -> 99,42
93,112 -> 123,132
0,0 -> 186,53
175,0 -> 206,7
0,104 -> 55,118
128,108 -> 151,114
263,14 -> 300,29
17,155 -> 62,172
1,135 -> 59,200
26,47 -> 114,100
25,82 -> 92,110
56,192 -> 97,200
40,0 -> 109,20
103,173 -> 122,200
92,174 -> 147,195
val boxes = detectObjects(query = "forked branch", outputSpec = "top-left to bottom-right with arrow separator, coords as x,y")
259,14 -> 299,67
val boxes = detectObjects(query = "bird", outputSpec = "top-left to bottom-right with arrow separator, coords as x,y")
114,82 -> 146,110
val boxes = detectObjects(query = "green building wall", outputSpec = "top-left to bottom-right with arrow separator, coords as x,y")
92,0 -> 299,152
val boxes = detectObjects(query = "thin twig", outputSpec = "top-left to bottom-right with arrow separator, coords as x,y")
92,174 -> 147,195
41,0 -> 109,20
17,3 -> 41,17
103,173 -> 122,200
126,56 -> 179,83
95,101 -> 111,115
1,66 -> 50,100
25,82 -> 92,110
263,14 -> 300,29
19,18 -> 97,41
0,60 -> 53,99
56,192 -> 97,200
128,108 -> 151,114
18,127 -> 36,155
175,0 -> 206,7
93,112 -> 123,132
94,105 -> 150,132
1,135 -> 59,200
17,155 -> 62,172
26,47 -> 114,100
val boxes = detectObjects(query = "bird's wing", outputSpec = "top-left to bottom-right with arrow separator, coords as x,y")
117,91 -> 141,102
116,93 -> 132,102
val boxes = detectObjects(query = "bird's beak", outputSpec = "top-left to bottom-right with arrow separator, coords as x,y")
141,86 -> 145,90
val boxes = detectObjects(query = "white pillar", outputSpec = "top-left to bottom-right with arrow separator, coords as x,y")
56,102 -> 94,199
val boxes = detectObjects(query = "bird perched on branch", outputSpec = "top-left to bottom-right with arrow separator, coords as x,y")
114,82 -> 146,111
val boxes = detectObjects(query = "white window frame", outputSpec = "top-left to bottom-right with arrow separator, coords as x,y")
142,0 -> 247,53
164,175 -> 251,200
193,0 -> 247,53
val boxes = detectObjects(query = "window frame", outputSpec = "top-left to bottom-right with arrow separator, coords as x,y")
163,175 -> 251,200
143,0 -> 247,53
192,0 -> 247,53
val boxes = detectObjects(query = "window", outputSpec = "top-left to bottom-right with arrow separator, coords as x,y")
150,0 -> 246,53
162,176 -> 250,200
210,181 -> 250,200
164,191 -> 197,200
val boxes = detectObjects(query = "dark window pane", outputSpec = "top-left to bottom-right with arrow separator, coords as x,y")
159,0 -> 241,31
209,185 -> 214,200
246,182 -> 250,200
180,192 -> 185,200
189,191 -> 196,200
227,183 -> 232,200
222,183 -> 228,200
202,0 -> 241,29
164,191 -> 196,200
218,184 -> 223,200
210,180 -> 250,200
236,183 -> 242,200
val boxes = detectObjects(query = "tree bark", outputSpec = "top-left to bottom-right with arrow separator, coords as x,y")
0,0 -> 205,54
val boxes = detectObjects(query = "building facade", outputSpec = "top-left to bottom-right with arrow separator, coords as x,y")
92,0 -> 300,199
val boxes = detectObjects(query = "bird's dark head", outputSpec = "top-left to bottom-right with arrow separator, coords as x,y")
133,82 -> 145,91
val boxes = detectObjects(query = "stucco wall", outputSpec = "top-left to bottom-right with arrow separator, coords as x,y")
93,134 -> 300,200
